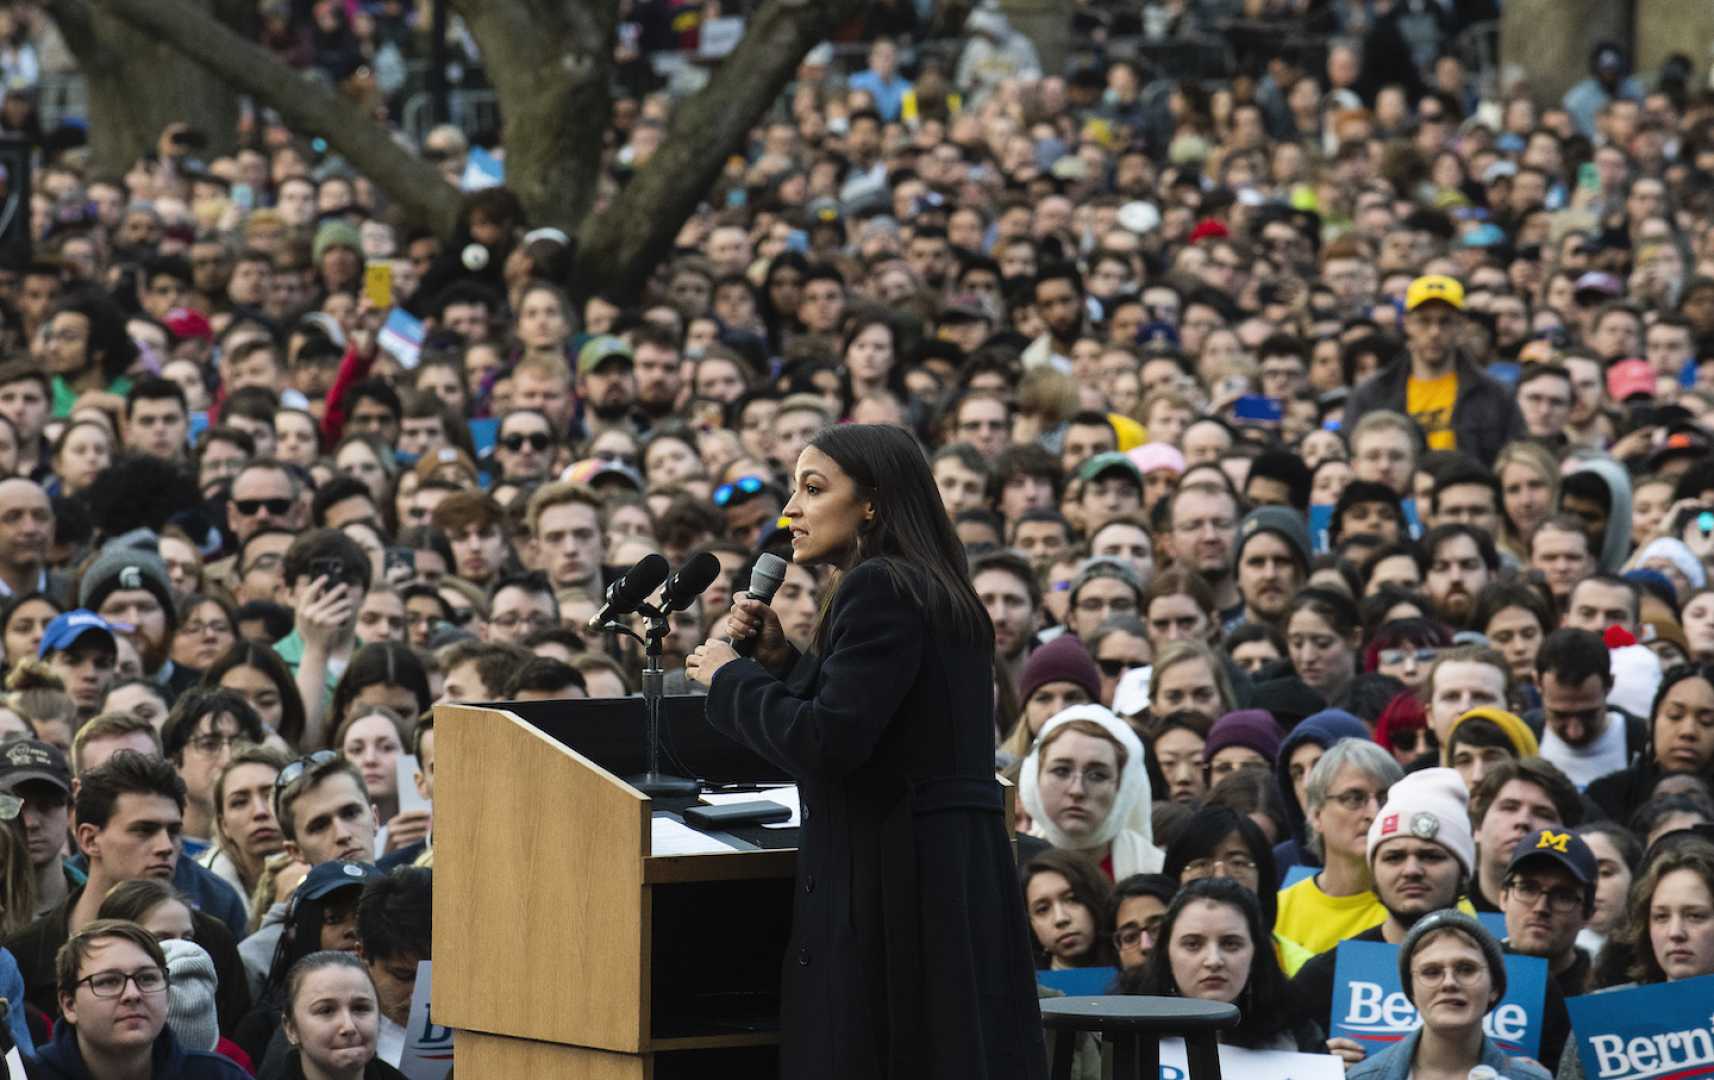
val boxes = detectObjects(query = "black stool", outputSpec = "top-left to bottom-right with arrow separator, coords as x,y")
1039,996 -> 1240,1080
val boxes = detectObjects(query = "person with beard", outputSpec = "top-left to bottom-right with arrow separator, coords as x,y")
574,335 -> 638,440
1330,481 -> 1407,548
630,321 -> 684,423
1289,768 -> 1477,1034
971,550 -> 1039,691
1232,507 -> 1310,631
1022,262 -> 1086,371
80,542 -> 198,700
1168,481 -> 1242,623
1421,523 -> 1497,630
1345,276 -> 1523,466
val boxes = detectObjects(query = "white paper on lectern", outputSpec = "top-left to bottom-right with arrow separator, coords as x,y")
651,816 -> 742,856
700,785 -> 801,828
1157,1038 -> 1344,1080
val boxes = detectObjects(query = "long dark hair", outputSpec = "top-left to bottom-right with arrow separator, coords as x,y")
1022,848 -> 1116,969
330,642 -> 431,731
201,642 -> 308,749
805,424 -> 990,653
1648,664 -> 1714,773
1120,877 -> 1299,1049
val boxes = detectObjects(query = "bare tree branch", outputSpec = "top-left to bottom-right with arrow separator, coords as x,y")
92,0 -> 462,234
576,0 -> 865,300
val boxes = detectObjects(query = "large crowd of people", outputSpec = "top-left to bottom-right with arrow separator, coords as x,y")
0,0 -> 1702,1075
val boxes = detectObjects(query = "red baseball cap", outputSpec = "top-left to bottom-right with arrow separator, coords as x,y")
1605,358 -> 1654,402
163,306 -> 213,343
1187,218 -> 1229,244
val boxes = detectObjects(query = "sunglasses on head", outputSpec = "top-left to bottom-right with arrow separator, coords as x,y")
713,475 -> 767,508
501,433 -> 552,453
274,750 -> 339,798
233,498 -> 292,517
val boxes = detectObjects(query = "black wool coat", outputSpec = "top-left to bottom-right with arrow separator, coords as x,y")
707,559 -> 1048,1080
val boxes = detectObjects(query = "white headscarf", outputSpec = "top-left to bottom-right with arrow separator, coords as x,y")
1019,705 -> 1162,873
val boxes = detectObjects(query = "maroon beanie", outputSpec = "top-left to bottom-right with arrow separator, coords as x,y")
1202,709 -> 1285,765
1017,635 -> 1102,705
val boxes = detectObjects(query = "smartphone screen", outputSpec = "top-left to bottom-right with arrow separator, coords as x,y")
363,263 -> 394,309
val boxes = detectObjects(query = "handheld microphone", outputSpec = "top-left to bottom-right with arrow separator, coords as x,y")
585,553 -> 670,632
660,552 -> 722,613
732,553 -> 789,658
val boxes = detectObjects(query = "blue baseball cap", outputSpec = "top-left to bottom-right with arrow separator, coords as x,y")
37,610 -> 117,659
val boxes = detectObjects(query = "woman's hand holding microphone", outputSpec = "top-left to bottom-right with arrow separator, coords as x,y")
688,592 -> 790,684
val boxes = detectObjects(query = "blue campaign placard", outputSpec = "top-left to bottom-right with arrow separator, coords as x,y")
1036,967 -> 1118,996
1329,939 -> 1548,1059
1308,504 -> 1333,554
1282,863 -> 1317,889
467,417 -> 498,456
1475,911 -> 1508,940
1566,973 -> 1714,1080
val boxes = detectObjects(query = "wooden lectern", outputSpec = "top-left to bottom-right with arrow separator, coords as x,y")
433,701 -> 796,1078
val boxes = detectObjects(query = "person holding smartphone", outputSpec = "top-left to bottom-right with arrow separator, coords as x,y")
273,531 -> 372,751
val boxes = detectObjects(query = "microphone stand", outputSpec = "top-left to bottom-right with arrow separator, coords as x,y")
599,600 -> 699,798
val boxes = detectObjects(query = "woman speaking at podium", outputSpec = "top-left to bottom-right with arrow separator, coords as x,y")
688,424 -> 1047,1080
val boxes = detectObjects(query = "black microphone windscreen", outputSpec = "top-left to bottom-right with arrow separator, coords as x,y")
663,552 -> 722,612
747,553 -> 789,604
611,552 -> 670,611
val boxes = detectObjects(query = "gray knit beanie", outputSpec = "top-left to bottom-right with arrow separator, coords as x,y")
78,540 -> 177,623
161,938 -> 220,1052
1396,908 -> 1507,1005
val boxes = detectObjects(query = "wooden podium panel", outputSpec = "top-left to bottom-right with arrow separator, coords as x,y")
433,703 -> 796,1072
434,704 -> 651,1052
434,701 -> 1018,1073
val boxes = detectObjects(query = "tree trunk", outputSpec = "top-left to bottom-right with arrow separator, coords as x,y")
45,0 -> 240,177
88,0 -> 463,235
82,0 -> 857,297
575,0 -> 868,302
448,0 -> 616,238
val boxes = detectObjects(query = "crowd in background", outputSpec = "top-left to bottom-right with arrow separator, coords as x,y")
0,0 -> 1702,1076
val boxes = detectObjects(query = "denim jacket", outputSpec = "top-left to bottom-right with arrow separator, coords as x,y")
1346,1029 -> 1553,1080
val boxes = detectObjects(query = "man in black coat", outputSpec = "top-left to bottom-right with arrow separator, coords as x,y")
1344,275 -> 1524,467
